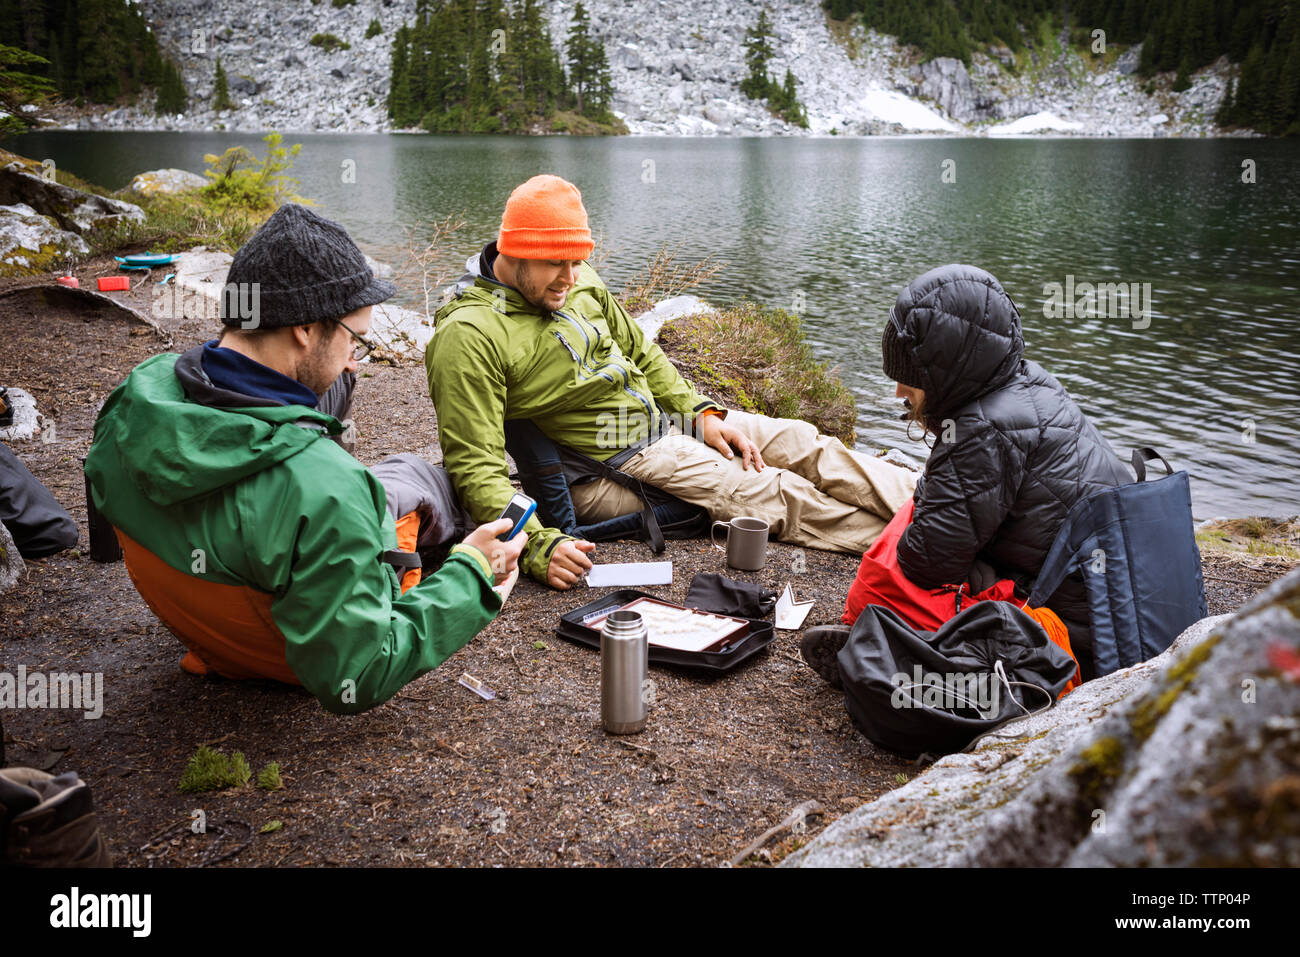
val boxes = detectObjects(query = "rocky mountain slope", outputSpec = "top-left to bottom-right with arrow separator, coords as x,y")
51,0 -> 1237,136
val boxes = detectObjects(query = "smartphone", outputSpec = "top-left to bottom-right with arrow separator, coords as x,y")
495,492 -> 537,542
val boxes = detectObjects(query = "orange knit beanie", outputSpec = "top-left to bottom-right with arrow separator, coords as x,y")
497,174 -> 595,260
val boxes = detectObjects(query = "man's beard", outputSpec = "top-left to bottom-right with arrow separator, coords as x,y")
515,262 -> 563,312
296,334 -> 339,398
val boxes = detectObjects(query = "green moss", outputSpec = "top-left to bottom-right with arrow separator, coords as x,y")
230,751 -> 251,785
178,745 -> 252,793
0,240 -> 79,276
1130,633 -> 1221,744
1068,735 -> 1126,809
256,760 -> 283,791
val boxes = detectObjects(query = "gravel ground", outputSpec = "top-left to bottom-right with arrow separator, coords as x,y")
2,261 -> 1294,868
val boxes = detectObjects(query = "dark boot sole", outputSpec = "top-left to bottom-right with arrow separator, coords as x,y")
800,625 -> 850,691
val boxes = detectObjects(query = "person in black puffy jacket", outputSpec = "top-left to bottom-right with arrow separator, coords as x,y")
881,264 -> 1131,681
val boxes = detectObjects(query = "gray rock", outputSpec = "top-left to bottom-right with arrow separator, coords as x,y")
1115,43 -> 1142,76
786,567 -> 1300,867
617,44 -> 644,70
229,75 -> 262,96
0,203 -> 90,276
911,56 -> 979,123
0,386 -> 42,443
0,163 -> 144,235
0,519 -> 22,597
129,168 -> 208,196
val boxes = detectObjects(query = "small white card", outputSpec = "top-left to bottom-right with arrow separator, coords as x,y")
775,583 -> 815,630
584,561 -> 673,588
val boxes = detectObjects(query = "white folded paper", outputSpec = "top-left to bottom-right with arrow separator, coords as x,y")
775,582 -> 815,630
584,561 -> 673,588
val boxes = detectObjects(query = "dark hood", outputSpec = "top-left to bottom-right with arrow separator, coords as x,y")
888,264 -> 1025,422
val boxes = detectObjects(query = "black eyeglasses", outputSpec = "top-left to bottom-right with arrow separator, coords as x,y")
336,318 -> 377,361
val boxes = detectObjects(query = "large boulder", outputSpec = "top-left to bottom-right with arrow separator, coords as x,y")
0,162 -> 144,235
128,168 -> 208,197
785,567 -> 1300,866
0,203 -> 90,276
910,57 -> 978,123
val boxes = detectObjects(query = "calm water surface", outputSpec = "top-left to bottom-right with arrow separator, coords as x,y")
8,131 -> 1299,518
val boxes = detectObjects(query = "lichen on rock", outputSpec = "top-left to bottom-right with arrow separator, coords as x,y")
0,203 -> 91,276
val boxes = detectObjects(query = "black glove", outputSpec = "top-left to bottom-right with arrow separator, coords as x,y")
684,573 -> 777,619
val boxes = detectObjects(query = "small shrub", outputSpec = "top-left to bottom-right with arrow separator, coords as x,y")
310,33 -> 350,52
365,18 -> 382,39
201,130 -> 307,212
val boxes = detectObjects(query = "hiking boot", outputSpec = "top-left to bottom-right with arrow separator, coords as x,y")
800,625 -> 851,690
0,767 -> 112,867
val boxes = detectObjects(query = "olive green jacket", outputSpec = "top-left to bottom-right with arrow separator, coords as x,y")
425,245 -> 721,582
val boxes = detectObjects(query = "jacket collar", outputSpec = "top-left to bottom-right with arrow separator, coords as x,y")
454,241 -> 546,315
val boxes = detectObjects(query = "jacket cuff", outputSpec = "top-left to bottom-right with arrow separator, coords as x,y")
521,528 -> 571,583
450,543 -> 494,583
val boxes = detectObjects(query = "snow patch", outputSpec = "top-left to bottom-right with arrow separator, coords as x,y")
860,89 -> 960,132
986,111 -> 1084,136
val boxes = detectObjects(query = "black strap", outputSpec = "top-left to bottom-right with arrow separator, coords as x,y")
381,550 -> 421,570
634,479 -> 667,554
1130,447 -> 1173,483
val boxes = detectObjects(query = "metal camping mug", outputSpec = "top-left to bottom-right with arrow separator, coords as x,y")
601,610 -> 648,734
711,516 -> 769,571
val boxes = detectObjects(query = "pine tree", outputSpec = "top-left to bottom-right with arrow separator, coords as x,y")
0,43 -> 53,136
155,60 -> 187,114
566,1 -> 598,115
741,8 -> 775,101
780,68 -> 807,127
213,57 -> 232,110
386,25 -> 414,125
588,40 -> 613,116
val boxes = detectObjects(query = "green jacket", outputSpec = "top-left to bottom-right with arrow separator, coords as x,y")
425,245 -> 721,583
85,350 -> 501,714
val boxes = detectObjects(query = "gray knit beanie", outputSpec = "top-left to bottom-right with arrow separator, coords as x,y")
221,204 -> 396,328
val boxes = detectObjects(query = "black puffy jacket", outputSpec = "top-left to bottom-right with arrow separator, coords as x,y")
889,265 -> 1131,679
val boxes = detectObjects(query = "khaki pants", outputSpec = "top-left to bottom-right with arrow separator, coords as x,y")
569,410 -> 918,554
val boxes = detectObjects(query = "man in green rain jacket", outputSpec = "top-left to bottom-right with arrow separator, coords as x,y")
86,205 -> 525,714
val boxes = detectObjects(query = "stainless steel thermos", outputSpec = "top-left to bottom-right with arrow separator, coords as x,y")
601,610 -> 648,734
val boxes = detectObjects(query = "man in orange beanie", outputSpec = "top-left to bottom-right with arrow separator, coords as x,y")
426,174 -> 917,589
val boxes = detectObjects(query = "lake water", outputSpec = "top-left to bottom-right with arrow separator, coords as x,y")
7,130 -> 1299,519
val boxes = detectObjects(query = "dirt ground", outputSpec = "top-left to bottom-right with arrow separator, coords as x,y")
2,260 -> 1295,868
